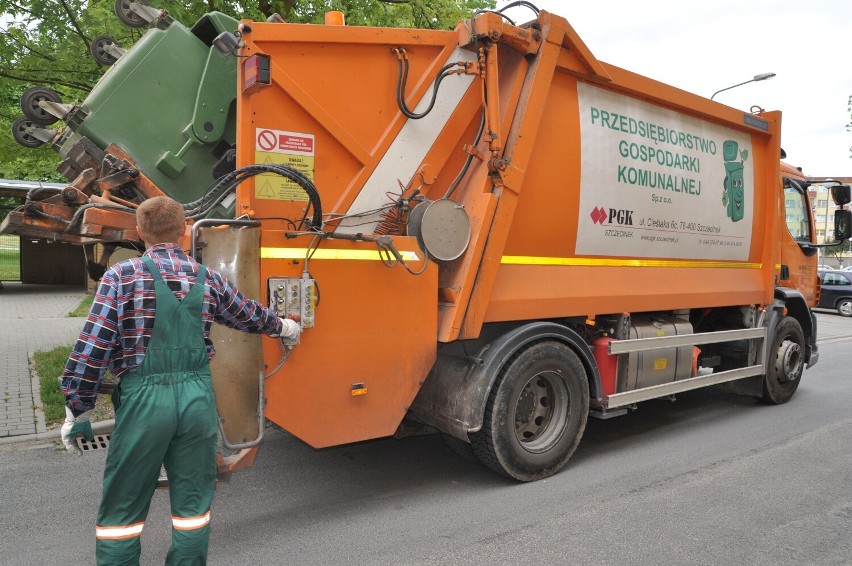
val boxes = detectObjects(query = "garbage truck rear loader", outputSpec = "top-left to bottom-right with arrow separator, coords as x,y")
6,4 -> 852,481
229,9 -> 851,480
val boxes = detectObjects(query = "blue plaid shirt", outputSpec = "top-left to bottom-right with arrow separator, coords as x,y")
61,243 -> 282,416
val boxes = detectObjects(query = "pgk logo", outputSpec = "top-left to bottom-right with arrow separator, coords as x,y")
590,207 -> 607,224
590,206 -> 634,226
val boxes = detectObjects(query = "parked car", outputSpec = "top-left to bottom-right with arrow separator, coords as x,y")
818,270 -> 852,316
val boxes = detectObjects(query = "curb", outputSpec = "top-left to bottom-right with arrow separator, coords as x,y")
0,419 -> 114,446
28,353 -> 47,435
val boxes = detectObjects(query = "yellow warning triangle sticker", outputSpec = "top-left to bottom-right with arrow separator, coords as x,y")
257,180 -> 276,198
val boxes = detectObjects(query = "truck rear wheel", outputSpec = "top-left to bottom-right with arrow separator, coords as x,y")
761,317 -> 804,404
471,341 -> 588,481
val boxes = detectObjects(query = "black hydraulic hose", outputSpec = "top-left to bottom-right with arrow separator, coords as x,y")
444,109 -> 487,199
498,1 -> 540,16
471,9 -> 515,26
395,54 -> 458,120
63,203 -> 134,233
182,173 -> 238,217
185,164 -> 323,229
24,203 -> 69,225
26,187 -> 63,201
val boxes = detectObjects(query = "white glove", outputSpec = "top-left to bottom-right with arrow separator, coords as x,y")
275,317 -> 302,340
60,407 -> 93,456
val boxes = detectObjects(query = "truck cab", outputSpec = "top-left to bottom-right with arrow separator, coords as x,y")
780,162 -> 819,305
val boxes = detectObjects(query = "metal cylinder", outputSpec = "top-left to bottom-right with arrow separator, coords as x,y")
407,198 -> 471,261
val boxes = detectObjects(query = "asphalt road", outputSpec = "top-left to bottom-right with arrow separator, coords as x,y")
2,313 -> 851,566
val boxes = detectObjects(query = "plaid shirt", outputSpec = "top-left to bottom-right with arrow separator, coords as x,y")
61,243 -> 282,416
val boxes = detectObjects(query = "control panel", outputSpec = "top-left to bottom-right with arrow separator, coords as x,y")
268,277 -> 317,345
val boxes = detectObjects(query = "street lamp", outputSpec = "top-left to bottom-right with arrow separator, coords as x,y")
710,72 -> 776,100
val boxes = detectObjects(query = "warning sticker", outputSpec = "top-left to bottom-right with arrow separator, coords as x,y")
254,128 -> 315,201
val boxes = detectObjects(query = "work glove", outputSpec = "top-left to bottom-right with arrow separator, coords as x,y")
60,407 -> 94,456
275,317 -> 302,340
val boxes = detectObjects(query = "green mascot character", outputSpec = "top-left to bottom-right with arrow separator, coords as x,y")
722,140 -> 748,222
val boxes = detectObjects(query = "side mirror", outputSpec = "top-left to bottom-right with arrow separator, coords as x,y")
831,184 -> 851,206
834,209 -> 852,241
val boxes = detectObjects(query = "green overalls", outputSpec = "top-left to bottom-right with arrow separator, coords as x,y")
96,257 -> 218,566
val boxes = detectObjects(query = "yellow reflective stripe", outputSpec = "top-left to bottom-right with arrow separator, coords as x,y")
500,256 -> 762,269
172,510 -> 211,531
96,522 -> 145,540
261,247 -> 420,261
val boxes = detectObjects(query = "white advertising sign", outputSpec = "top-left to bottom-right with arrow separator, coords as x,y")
576,83 -> 754,261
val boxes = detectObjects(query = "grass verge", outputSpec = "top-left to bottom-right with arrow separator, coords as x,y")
68,295 -> 94,317
0,234 -> 20,280
33,344 -> 115,426
33,346 -> 70,424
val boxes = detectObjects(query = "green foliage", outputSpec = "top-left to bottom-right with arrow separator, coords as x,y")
67,294 -> 94,317
0,234 -> 20,280
821,240 -> 849,259
33,344 -> 72,424
0,0 -> 493,181
34,342 -> 115,424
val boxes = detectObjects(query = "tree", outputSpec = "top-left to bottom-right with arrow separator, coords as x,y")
821,238 -> 850,268
0,0 -> 494,182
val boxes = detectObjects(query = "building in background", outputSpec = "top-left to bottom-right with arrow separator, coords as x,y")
808,176 -> 852,267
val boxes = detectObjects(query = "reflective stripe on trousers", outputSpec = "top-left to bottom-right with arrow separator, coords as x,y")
96,522 -> 145,540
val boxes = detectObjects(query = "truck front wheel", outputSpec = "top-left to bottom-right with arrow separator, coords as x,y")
471,341 -> 589,481
761,316 -> 805,404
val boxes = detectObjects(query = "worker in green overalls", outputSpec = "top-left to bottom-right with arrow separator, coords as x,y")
60,196 -> 300,565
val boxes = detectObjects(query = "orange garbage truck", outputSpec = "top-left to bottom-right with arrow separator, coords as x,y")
4,3 -> 851,481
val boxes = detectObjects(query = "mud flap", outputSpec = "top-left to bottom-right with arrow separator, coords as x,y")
202,226 -> 266,449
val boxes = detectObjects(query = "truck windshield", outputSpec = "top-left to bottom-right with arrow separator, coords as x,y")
783,178 -> 812,243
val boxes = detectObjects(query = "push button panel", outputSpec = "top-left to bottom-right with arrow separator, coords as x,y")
268,277 -> 317,345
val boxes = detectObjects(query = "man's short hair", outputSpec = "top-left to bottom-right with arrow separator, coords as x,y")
136,196 -> 186,245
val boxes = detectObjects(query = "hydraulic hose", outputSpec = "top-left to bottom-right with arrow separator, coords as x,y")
184,164 -> 323,228
394,49 -> 458,120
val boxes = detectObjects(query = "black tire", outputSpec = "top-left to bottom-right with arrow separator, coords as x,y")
471,341 -> 589,481
761,317 -> 805,404
11,117 -> 45,148
90,35 -> 119,66
20,87 -> 61,126
442,433 -> 478,464
836,298 -> 852,317
114,0 -> 150,28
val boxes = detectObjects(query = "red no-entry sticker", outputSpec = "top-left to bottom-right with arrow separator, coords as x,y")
255,128 -> 315,156
257,129 -> 277,151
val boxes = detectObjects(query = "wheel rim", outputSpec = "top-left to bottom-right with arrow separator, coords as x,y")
775,338 -> 802,383
92,37 -> 118,65
512,369 -> 569,453
21,87 -> 60,125
23,95 -> 52,122
12,118 -> 44,148
115,0 -> 149,28
838,300 -> 852,316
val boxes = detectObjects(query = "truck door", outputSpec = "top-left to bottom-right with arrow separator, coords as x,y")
780,176 -> 819,304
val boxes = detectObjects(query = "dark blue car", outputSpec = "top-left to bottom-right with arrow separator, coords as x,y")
818,270 -> 852,316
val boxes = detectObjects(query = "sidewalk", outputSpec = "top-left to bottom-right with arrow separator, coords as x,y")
0,283 -> 87,438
